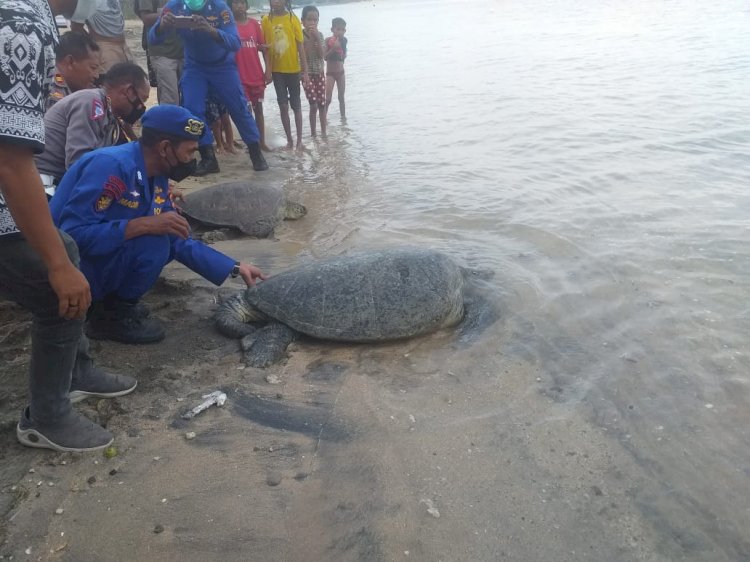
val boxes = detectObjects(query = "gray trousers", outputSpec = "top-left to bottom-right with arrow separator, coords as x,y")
151,55 -> 184,106
0,231 -> 95,424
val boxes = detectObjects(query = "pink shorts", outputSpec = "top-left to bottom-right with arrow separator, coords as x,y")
243,83 -> 265,105
303,73 -> 326,105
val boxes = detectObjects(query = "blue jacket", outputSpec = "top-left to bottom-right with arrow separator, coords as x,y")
50,142 -> 236,286
148,0 -> 240,66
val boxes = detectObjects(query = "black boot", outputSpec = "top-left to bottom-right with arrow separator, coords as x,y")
87,299 -> 165,345
248,142 -> 268,171
193,145 -> 220,177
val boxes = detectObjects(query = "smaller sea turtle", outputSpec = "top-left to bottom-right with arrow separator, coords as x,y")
215,248 -> 496,367
180,181 -> 306,238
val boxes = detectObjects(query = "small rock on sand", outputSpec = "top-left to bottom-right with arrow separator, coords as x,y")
154,524 -> 164,534
267,472 -> 282,486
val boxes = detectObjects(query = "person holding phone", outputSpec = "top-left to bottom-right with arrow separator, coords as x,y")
148,0 -> 269,174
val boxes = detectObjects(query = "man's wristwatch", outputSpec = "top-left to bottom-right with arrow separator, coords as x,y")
230,262 -> 241,278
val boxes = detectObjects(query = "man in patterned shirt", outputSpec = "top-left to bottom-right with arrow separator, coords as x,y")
0,0 -> 136,452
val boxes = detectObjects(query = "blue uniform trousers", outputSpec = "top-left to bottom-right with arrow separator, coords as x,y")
181,62 -> 260,147
81,235 -> 171,302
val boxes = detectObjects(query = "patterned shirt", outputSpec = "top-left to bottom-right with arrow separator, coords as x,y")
0,0 -> 58,236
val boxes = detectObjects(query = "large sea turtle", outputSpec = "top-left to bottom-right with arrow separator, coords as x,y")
215,248 -> 495,367
180,181 -> 306,238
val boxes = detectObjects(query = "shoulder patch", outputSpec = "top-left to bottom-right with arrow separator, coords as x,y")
54,73 -> 66,86
221,9 -> 230,24
94,175 -> 128,213
91,98 -> 105,121
51,91 -> 64,100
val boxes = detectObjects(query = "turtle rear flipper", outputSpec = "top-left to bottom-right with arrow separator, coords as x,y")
242,322 -> 297,368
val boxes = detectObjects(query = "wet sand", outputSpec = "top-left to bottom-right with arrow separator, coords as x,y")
2,16 -> 749,562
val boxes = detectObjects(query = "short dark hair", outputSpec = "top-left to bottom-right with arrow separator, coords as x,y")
332,17 -> 346,27
102,62 -> 148,89
140,127 -> 191,148
302,5 -> 318,20
55,31 -> 100,63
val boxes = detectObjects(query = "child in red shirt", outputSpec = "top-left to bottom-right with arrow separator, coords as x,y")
232,0 -> 271,151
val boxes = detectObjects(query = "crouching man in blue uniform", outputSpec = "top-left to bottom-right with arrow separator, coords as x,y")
50,105 -> 267,345
149,0 -> 268,175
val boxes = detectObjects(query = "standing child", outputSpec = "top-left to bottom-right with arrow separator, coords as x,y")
206,96 -> 237,156
261,0 -> 309,151
325,17 -> 347,122
232,0 -> 271,151
301,5 -> 326,138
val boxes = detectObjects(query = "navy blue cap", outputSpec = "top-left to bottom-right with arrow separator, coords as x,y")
141,105 -> 205,140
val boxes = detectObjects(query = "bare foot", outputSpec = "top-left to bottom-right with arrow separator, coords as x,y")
224,144 -> 238,155
295,141 -> 304,154
260,144 -> 272,152
285,141 -> 294,150
214,145 -> 224,155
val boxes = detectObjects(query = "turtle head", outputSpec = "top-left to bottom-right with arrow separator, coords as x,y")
241,287 -> 269,323
284,201 -> 307,220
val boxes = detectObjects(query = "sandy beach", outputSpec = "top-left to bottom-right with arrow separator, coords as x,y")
3,4 -> 750,560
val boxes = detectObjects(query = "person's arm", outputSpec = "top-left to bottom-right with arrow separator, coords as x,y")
148,0 -> 178,44
293,17 -> 308,82
261,17 -> 273,82
0,144 -> 90,319
297,39 -> 309,85
172,236 -> 266,286
134,0 -> 160,27
193,7 -> 240,50
316,31 -> 325,60
64,96 -> 108,169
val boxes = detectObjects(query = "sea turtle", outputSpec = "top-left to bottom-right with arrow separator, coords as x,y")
215,248 -> 494,367
180,181 -> 306,238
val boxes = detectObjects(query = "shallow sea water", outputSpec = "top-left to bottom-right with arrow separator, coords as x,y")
259,0 -> 750,559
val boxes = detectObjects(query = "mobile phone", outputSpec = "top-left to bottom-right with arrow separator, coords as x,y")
172,15 -> 194,29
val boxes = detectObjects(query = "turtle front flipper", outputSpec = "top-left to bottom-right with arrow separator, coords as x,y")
242,322 -> 297,368
215,291 -> 267,338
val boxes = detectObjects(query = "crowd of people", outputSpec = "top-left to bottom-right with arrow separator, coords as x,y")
0,0 -> 348,453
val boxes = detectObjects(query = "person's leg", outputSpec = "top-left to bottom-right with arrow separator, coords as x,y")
152,55 -> 180,106
252,101 -> 269,151
314,74 -> 327,138
309,101 -> 318,137
273,72 -> 293,149
69,335 -> 137,403
211,118 -> 223,154
181,67 -> 218,175
302,75 -> 317,136
220,112 -> 237,154
85,235 -> 171,344
210,65 -> 267,170
0,231 -> 113,451
287,74 -> 303,150
325,73 -> 336,112
337,71 -> 346,120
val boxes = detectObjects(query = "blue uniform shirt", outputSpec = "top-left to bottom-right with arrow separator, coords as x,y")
148,0 -> 240,66
50,142 -> 235,286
